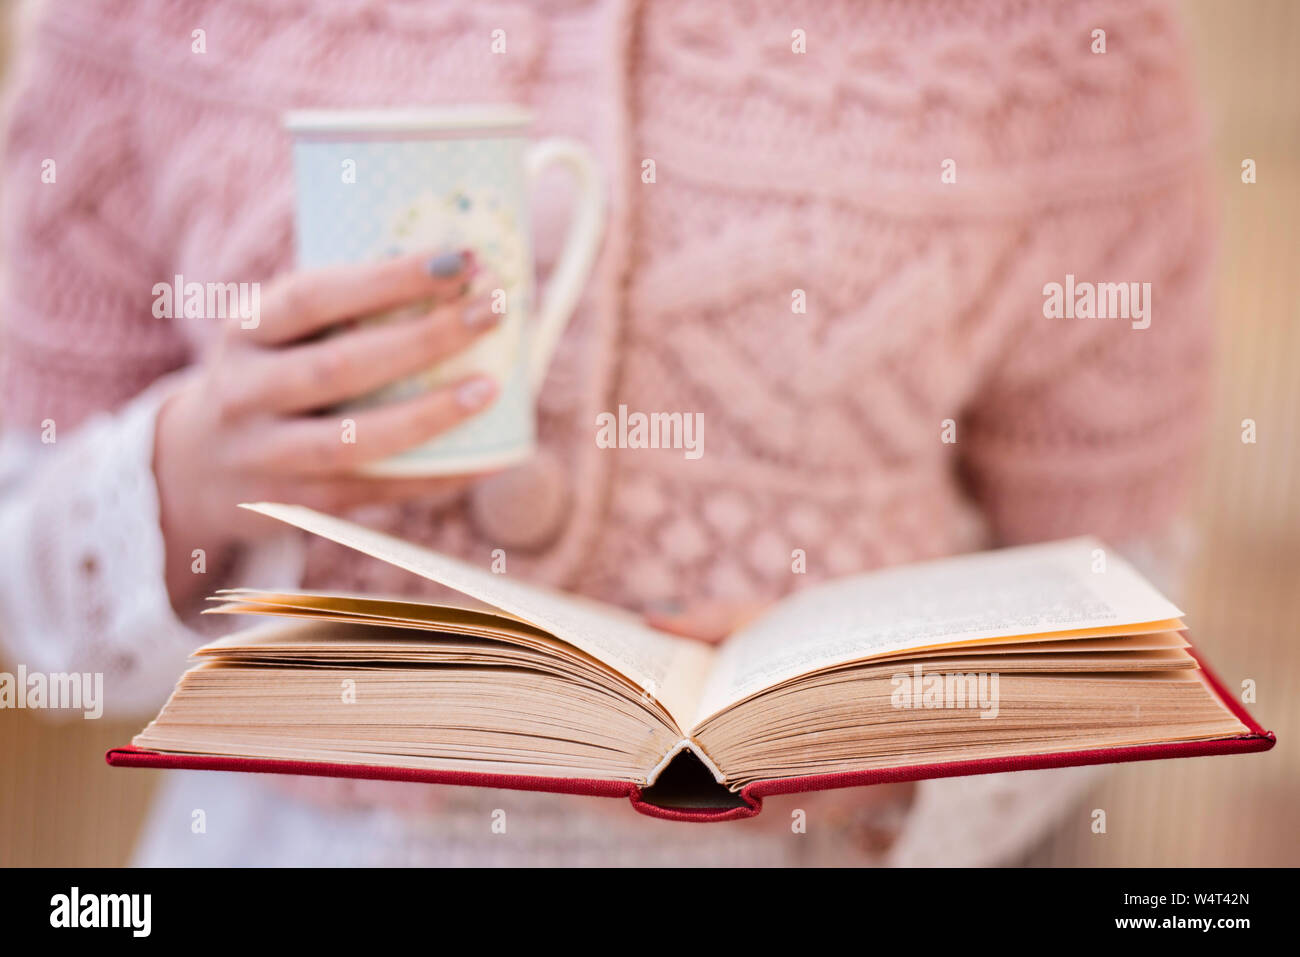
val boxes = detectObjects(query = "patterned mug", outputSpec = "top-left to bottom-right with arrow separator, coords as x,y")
284,106 -> 604,475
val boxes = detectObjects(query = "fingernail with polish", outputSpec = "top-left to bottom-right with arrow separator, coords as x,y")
455,376 -> 496,410
426,250 -> 466,278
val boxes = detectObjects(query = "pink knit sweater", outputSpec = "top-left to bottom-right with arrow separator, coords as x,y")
0,0 -> 1215,865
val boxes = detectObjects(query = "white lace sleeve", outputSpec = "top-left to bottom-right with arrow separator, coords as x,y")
0,375 -> 305,720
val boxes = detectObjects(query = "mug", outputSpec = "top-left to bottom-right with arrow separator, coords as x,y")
284,106 -> 604,475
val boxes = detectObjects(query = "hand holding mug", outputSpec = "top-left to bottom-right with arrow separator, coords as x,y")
154,250 -> 500,612
286,106 -> 604,475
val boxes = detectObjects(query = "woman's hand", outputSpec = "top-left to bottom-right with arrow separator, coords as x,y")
154,250 -> 503,613
643,599 -> 770,644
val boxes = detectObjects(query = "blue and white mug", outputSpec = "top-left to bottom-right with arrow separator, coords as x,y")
284,106 -> 604,475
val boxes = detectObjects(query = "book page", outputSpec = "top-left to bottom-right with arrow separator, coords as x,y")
239,503 -> 713,729
691,537 -> 1183,728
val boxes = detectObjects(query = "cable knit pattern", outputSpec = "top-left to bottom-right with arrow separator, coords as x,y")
0,0 -> 1215,865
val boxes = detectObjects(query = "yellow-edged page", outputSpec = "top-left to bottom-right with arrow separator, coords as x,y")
206,589 -> 556,638
836,629 -> 1190,661
691,537 -> 1183,728
238,503 -> 713,730
214,587 -> 542,625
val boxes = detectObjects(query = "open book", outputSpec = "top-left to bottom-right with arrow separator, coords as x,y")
109,503 -> 1274,820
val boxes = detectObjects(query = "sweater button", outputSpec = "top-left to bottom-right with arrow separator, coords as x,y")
468,449 -> 570,551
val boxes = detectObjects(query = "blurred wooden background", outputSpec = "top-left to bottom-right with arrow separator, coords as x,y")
1,0 -> 1297,866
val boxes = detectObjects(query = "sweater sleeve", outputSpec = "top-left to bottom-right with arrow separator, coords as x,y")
0,18 -> 191,433
0,15 -> 304,718
956,158 -> 1218,545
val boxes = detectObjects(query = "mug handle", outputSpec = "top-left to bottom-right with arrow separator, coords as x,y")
524,138 -> 605,394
